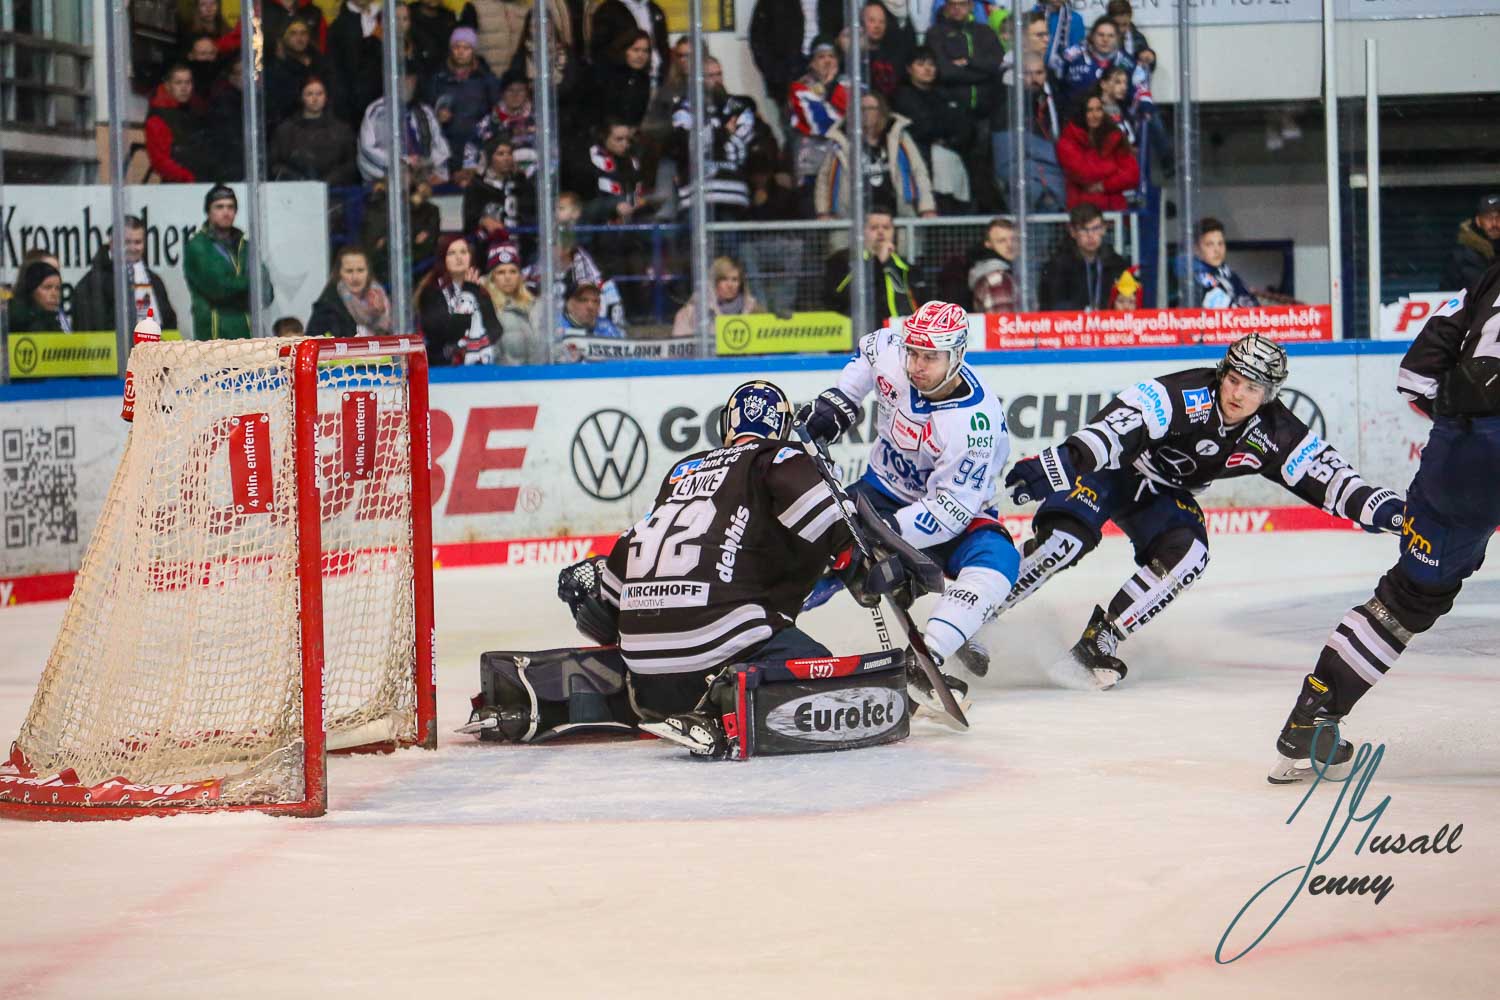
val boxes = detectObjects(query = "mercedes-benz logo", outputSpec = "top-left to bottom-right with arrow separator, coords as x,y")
571,408 -> 648,501
1280,388 -> 1325,438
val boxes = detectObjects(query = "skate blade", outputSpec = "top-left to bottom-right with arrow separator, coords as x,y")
639,721 -> 723,757
909,689 -> 973,731
1045,653 -> 1120,692
1267,753 -> 1354,784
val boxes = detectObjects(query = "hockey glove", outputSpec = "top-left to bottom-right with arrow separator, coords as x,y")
1364,491 -> 1405,535
796,388 -> 860,445
1005,445 -> 1076,506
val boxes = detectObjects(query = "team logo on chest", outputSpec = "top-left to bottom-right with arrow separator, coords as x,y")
1182,386 -> 1213,422
876,374 -> 898,403
1195,439 -> 1220,457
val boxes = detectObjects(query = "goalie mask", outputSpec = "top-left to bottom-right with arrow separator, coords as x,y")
902,300 -> 969,397
1217,334 -> 1288,399
718,380 -> 793,444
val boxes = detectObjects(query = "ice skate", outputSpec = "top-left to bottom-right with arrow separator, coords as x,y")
1049,605 -> 1128,691
953,637 -> 990,678
906,650 -> 972,725
1268,674 -> 1353,784
640,712 -> 731,759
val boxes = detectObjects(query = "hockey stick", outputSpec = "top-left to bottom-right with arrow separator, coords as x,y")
792,427 -> 970,730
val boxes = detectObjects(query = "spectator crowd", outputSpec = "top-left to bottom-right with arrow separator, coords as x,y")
5,0 -> 1325,363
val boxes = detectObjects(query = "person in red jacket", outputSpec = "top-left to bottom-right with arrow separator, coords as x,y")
1055,87 -> 1139,211
144,63 -> 212,183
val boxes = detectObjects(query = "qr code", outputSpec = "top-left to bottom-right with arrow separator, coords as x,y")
2,426 -> 79,549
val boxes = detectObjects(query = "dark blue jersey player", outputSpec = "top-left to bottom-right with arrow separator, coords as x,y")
1001,334 -> 1406,690
1269,260 -> 1500,783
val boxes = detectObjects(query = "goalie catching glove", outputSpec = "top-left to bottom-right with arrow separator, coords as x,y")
1005,445 -> 1077,506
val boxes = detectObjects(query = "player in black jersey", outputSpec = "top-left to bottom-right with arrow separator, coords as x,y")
999,334 -> 1406,689
1268,260 -> 1500,782
592,380 -> 891,741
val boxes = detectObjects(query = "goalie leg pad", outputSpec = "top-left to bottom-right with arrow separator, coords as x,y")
721,650 -> 910,758
472,647 -> 637,743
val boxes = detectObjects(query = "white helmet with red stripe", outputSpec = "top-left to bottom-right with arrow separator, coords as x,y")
901,300 -> 969,396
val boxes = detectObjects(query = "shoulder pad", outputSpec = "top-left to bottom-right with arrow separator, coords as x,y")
1117,378 -> 1174,434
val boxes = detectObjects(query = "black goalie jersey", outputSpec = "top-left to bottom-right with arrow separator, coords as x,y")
1062,367 -> 1395,529
600,438 -> 853,675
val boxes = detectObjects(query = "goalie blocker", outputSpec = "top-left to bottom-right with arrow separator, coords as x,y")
466,647 -> 909,759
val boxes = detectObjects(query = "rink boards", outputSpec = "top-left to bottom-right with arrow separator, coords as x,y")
0,341 -> 1430,603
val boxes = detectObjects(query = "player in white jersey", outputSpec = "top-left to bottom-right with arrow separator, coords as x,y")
800,300 -> 1021,690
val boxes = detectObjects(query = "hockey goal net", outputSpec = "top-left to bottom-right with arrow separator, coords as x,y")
0,337 -> 435,820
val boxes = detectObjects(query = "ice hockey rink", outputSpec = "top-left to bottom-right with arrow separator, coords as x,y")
1,529 -> 1496,1000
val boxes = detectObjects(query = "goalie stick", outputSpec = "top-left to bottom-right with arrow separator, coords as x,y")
793,427 -> 970,730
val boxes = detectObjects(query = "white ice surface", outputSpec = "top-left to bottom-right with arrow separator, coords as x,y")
1,531 -> 1497,999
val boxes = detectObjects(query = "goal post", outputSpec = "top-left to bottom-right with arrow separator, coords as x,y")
0,337 -> 436,820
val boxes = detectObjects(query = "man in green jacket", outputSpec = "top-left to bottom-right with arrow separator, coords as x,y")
184,184 -> 271,339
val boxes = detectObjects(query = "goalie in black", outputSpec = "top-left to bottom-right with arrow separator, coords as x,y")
474,379 -> 916,757
999,334 -> 1406,689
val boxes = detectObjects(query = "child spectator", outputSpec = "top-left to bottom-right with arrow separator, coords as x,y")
270,76 -> 359,182
424,26 -> 500,179
1097,65 -> 1136,144
416,234 -> 502,364
815,91 -> 936,219
967,217 -> 1018,313
672,256 -> 760,339
272,316 -> 306,336
1056,88 -> 1138,211
145,63 -> 213,183
1039,203 -> 1130,311
358,65 -> 451,184
307,245 -> 394,338
1192,217 -> 1260,309
1109,266 -> 1141,310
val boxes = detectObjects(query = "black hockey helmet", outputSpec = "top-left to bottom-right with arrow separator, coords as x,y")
718,380 -> 794,444
1216,333 -> 1288,398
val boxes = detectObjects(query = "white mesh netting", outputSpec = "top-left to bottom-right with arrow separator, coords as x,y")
11,338 -> 420,806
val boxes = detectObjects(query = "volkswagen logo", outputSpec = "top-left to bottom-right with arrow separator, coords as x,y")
571,408 -> 648,501
1279,388 -> 1325,439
